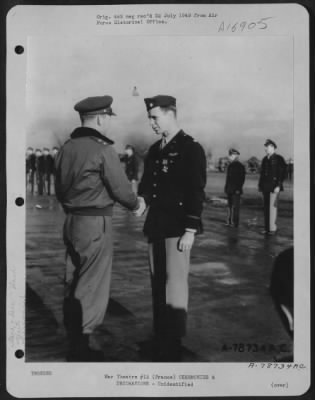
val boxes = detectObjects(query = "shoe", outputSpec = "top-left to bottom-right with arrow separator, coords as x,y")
67,334 -> 105,362
223,222 -> 233,227
268,230 -> 277,236
152,337 -> 182,362
260,230 -> 269,235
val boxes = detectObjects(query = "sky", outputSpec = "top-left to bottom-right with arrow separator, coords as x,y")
26,35 -> 293,160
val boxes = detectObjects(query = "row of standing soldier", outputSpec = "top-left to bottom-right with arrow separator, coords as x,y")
26,145 -> 139,196
25,147 -> 59,195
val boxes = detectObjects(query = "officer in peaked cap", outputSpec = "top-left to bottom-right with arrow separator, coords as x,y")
258,139 -> 286,235
137,95 -> 207,361
264,139 -> 277,149
55,95 -> 145,361
224,148 -> 246,228
74,95 -> 117,116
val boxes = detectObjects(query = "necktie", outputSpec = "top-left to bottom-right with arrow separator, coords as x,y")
161,137 -> 167,150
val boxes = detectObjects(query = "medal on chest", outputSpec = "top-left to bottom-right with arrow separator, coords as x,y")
162,159 -> 168,173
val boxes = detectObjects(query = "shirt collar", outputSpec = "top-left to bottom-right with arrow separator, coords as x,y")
161,129 -> 182,146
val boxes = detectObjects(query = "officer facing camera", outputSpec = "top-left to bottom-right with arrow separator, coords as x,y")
138,95 -> 207,361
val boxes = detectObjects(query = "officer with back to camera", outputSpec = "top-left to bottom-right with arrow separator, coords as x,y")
55,95 -> 145,361
137,95 -> 207,361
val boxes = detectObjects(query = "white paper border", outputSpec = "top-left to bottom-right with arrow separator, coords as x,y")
6,3 -> 310,397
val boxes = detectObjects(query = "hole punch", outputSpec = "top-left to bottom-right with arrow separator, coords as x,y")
15,349 -> 24,359
15,45 -> 24,54
15,197 -> 24,206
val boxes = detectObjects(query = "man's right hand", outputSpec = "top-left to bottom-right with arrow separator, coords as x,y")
134,196 -> 146,217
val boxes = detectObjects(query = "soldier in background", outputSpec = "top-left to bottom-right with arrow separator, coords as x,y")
26,147 -> 36,194
34,149 -> 44,195
41,148 -> 54,195
258,139 -> 287,235
55,95 -> 145,361
137,95 -> 207,361
51,147 -> 59,195
224,148 -> 246,228
120,144 -> 139,193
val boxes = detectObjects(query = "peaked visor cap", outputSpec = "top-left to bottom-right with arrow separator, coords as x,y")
229,148 -> 240,156
74,95 -> 116,116
264,139 -> 277,149
144,95 -> 176,111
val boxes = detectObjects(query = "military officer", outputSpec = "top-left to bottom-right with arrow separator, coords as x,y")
51,147 -> 59,195
41,147 -> 54,195
258,139 -> 286,235
34,149 -> 44,195
224,148 -> 246,228
25,147 -> 36,194
137,95 -> 207,361
55,95 -> 145,361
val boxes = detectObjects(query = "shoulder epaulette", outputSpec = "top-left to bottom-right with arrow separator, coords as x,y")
90,136 -> 109,146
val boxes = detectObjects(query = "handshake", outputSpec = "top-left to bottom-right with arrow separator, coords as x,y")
133,196 -> 146,217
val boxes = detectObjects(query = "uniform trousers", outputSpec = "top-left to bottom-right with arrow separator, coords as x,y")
148,237 -> 190,339
44,173 -> 52,195
263,192 -> 279,232
26,170 -> 35,194
63,215 -> 113,335
36,171 -> 44,195
227,194 -> 241,226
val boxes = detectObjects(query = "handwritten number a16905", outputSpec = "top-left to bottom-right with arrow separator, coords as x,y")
218,17 -> 272,33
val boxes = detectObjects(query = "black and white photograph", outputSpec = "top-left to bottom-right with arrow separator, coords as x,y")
6,3 -> 311,397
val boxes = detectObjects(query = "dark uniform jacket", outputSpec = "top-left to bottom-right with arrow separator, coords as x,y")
224,160 -> 246,195
258,153 -> 287,193
55,127 -> 138,215
26,154 -> 36,173
138,130 -> 207,241
120,154 -> 139,181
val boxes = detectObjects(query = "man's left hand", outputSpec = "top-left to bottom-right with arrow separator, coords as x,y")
178,231 -> 195,252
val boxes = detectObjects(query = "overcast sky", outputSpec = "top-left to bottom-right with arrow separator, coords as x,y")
26,35 -> 293,160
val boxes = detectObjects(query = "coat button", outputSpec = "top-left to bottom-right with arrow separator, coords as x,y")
153,183 -> 157,187
153,194 -> 157,198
